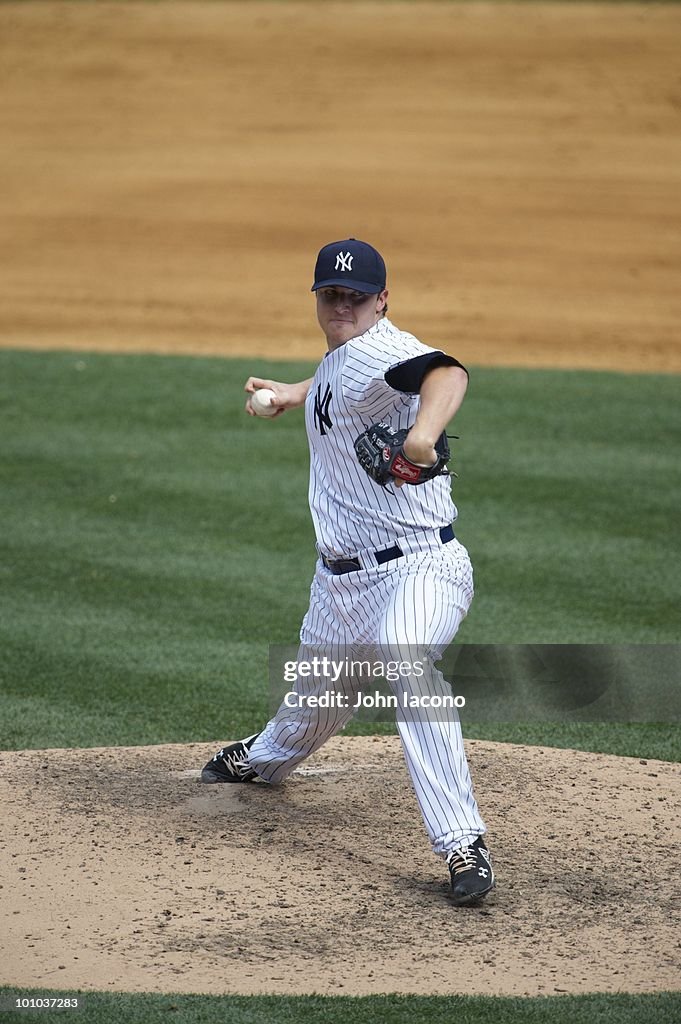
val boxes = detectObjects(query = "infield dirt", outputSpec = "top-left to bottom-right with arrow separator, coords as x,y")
1,0 -> 680,1001
1,1 -> 680,371
2,737 -> 680,997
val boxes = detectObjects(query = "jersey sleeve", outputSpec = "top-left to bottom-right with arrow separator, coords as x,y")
341,323 -> 436,418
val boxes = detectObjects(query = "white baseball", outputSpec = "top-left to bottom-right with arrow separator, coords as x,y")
250,388 -> 278,417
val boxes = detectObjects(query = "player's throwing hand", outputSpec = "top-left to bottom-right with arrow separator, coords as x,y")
244,376 -> 311,418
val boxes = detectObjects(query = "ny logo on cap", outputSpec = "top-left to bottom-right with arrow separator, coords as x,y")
335,251 -> 353,272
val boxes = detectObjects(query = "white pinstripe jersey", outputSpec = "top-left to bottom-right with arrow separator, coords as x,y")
304,318 -> 458,558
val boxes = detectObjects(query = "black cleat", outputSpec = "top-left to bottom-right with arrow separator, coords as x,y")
447,836 -> 495,906
201,733 -> 261,783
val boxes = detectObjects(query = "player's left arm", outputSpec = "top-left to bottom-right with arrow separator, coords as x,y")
383,351 -> 468,468
403,364 -> 468,467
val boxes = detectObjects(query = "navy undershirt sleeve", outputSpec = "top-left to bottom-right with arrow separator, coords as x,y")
384,352 -> 468,394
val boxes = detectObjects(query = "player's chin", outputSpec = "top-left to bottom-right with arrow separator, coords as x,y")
327,322 -> 356,344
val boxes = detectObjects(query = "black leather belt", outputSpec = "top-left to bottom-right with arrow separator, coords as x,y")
321,524 -> 455,575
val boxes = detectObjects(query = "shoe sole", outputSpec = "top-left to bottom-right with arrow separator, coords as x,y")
200,769 -> 256,784
449,881 -> 495,907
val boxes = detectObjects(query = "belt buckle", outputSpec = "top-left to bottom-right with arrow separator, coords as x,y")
323,553 -> 361,575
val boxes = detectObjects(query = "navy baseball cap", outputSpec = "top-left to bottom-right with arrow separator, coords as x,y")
311,238 -> 386,294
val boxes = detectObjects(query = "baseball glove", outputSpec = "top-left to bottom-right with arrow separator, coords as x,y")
354,422 -> 451,487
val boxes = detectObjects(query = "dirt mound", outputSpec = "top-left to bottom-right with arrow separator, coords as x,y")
1,737 -> 678,996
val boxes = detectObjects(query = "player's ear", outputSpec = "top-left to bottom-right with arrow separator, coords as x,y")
377,288 -> 389,315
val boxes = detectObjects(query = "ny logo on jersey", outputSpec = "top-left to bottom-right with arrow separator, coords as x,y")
313,383 -> 333,436
335,251 -> 353,272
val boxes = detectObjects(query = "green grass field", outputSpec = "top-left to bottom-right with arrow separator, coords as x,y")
1,348 -> 679,1023
1,990 -> 681,1024
1,349 -> 679,756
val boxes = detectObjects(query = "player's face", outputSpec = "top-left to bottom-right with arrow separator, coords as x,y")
316,286 -> 389,349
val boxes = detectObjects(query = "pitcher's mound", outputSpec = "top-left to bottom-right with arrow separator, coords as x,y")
1,737 -> 678,996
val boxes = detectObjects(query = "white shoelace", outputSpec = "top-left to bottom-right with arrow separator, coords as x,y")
216,747 -> 252,778
447,845 -> 477,876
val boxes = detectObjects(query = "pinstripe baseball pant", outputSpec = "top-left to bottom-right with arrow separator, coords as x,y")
248,536 -> 486,855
